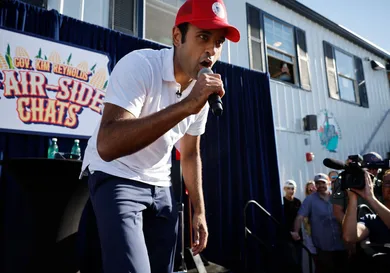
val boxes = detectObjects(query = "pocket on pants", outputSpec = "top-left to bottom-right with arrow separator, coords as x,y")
154,186 -> 178,221
88,171 -> 113,197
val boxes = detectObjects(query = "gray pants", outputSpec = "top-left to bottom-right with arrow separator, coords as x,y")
88,171 -> 178,273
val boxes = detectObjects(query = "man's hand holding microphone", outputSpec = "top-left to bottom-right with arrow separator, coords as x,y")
183,68 -> 225,116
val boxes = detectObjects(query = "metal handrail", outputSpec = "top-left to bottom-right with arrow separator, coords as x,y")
244,200 -> 314,273
361,108 -> 390,155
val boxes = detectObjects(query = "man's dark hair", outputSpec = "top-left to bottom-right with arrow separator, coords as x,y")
177,23 -> 189,43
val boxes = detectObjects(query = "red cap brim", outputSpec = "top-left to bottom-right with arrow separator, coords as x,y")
190,19 -> 240,43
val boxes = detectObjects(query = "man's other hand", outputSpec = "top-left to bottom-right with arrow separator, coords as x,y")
290,231 -> 301,241
192,213 -> 208,256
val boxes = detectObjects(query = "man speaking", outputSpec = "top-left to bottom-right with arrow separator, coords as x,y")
80,0 -> 240,272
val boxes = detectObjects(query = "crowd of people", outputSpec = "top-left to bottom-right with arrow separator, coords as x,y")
282,152 -> 390,273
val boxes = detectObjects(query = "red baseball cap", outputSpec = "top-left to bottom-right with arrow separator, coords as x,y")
175,0 -> 240,43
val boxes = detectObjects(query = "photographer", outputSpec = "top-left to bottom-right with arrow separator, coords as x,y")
342,170 -> 390,272
332,152 -> 383,224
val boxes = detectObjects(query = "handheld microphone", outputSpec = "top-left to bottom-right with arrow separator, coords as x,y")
198,67 -> 223,116
323,158 -> 346,170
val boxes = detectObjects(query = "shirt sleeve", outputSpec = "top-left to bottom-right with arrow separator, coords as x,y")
358,213 -> 376,230
330,192 -> 346,207
298,196 -> 311,217
186,103 -> 210,136
330,180 -> 347,207
103,51 -> 152,118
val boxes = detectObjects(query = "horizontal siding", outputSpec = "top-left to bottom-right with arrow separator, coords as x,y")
226,0 -> 390,200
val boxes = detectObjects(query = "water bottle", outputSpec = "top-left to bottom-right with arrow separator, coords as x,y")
70,139 -> 81,160
48,138 -> 59,159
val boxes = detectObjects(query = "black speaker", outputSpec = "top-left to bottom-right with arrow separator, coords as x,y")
303,115 -> 317,131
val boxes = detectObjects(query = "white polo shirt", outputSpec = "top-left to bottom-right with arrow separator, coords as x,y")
81,48 -> 209,187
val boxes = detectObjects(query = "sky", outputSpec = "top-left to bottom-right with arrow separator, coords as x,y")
297,0 -> 390,53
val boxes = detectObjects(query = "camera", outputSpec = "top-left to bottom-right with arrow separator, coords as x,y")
341,154 -> 390,190
324,154 -> 390,190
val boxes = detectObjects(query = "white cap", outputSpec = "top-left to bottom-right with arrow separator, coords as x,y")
314,173 -> 329,183
74,139 -> 80,143
52,138 -> 57,141
284,180 -> 297,188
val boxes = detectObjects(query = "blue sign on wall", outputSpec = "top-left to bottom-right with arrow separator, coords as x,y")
318,109 -> 342,153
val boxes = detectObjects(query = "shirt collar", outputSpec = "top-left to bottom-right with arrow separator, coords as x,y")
162,47 -> 176,82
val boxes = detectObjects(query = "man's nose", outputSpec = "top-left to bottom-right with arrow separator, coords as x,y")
205,43 -> 219,57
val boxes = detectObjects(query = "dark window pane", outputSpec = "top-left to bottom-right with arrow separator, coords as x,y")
268,56 -> 295,84
111,0 -> 135,35
248,7 -> 261,39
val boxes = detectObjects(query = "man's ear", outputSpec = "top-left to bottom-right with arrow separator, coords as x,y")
172,26 -> 182,47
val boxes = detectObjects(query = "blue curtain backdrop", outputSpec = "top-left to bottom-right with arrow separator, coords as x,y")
0,1 -> 282,272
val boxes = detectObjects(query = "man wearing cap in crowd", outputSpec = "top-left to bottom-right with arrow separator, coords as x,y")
80,0 -> 240,272
291,173 -> 347,273
283,180 -> 303,273
283,180 -> 302,233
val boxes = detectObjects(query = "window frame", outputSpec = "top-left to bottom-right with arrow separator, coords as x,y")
246,3 -> 310,91
263,14 -> 296,58
327,42 -> 362,105
334,49 -> 356,81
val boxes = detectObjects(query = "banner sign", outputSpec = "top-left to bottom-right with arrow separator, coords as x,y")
0,28 -> 110,137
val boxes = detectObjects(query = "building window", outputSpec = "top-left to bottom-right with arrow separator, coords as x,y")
145,0 -> 185,45
334,50 -> 356,102
264,16 -> 296,85
109,0 -> 137,36
246,4 -> 311,91
323,41 -> 368,107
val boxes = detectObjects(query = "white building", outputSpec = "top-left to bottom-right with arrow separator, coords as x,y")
26,0 -> 390,200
